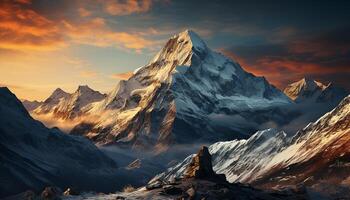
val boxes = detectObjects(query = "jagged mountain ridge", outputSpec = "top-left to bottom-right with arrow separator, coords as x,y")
63,146 -> 308,200
151,94 -> 350,192
22,99 -> 42,111
284,77 -> 347,103
71,30 -> 292,149
33,85 -> 105,119
0,87 -> 118,198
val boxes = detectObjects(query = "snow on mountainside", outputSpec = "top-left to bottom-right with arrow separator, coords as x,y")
284,77 -> 347,103
33,85 -> 105,119
71,30 -> 292,149
150,95 -> 350,190
254,94 -> 350,187
63,147 -> 309,200
0,87 -> 118,198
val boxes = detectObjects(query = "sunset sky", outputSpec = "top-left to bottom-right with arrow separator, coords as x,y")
0,0 -> 349,101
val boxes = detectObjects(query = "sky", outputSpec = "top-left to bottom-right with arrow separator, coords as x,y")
0,0 -> 349,101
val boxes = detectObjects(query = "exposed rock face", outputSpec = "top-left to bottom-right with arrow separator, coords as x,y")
126,159 -> 142,170
184,146 -> 220,180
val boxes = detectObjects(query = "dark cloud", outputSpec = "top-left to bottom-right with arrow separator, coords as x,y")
223,26 -> 350,90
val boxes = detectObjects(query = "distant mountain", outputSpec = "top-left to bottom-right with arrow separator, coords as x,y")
71,30 -> 293,150
33,85 -> 105,119
33,88 -> 70,114
0,87 -> 118,197
22,99 -> 42,111
152,94 -> 350,197
284,77 -> 347,103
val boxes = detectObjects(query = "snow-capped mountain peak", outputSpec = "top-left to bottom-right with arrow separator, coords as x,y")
44,87 -> 70,104
284,77 -> 347,103
70,30 -> 293,148
33,85 -> 105,120
71,85 -> 106,108
284,77 -> 325,100
149,29 -> 208,67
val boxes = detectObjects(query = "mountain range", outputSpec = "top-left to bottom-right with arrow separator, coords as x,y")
61,30 -> 295,150
32,85 -> 105,120
284,77 -> 347,103
150,94 -> 350,198
26,30 -> 347,154
2,29 -> 350,199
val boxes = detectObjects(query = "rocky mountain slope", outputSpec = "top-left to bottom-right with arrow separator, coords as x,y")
284,77 -> 347,103
33,85 -> 105,120
0,87 -> 118,198
70,30 -> 293,150
62,147 -> 308,200
151,94 -> 350,197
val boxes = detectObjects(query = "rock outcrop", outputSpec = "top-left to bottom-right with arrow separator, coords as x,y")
184,146 -> 225,181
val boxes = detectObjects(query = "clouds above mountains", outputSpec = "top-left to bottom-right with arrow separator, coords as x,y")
0,0 -> 161,53
0,0 -> 64,51
223,27 -> 350,90
0,0 -> 349,101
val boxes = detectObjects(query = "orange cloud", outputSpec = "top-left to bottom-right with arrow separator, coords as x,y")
0,1 -> 158,53
63,17 -> 155,51
0,1 -> 65,51
103,0 -> 153,15
222,50 -> 350,90
110,72 -> 133,80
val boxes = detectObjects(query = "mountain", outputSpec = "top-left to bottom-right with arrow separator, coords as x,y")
284,77 -> 347,103
151,94 -> 350,197
22,99 -> 42,111
33,88 -> 70,114
143,146 -> 307,200
252,94 -> 350,189
71,30 -> 292,150
33,85 -> 105,119
62,147 -> 308,200
0,87 -> 119,198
